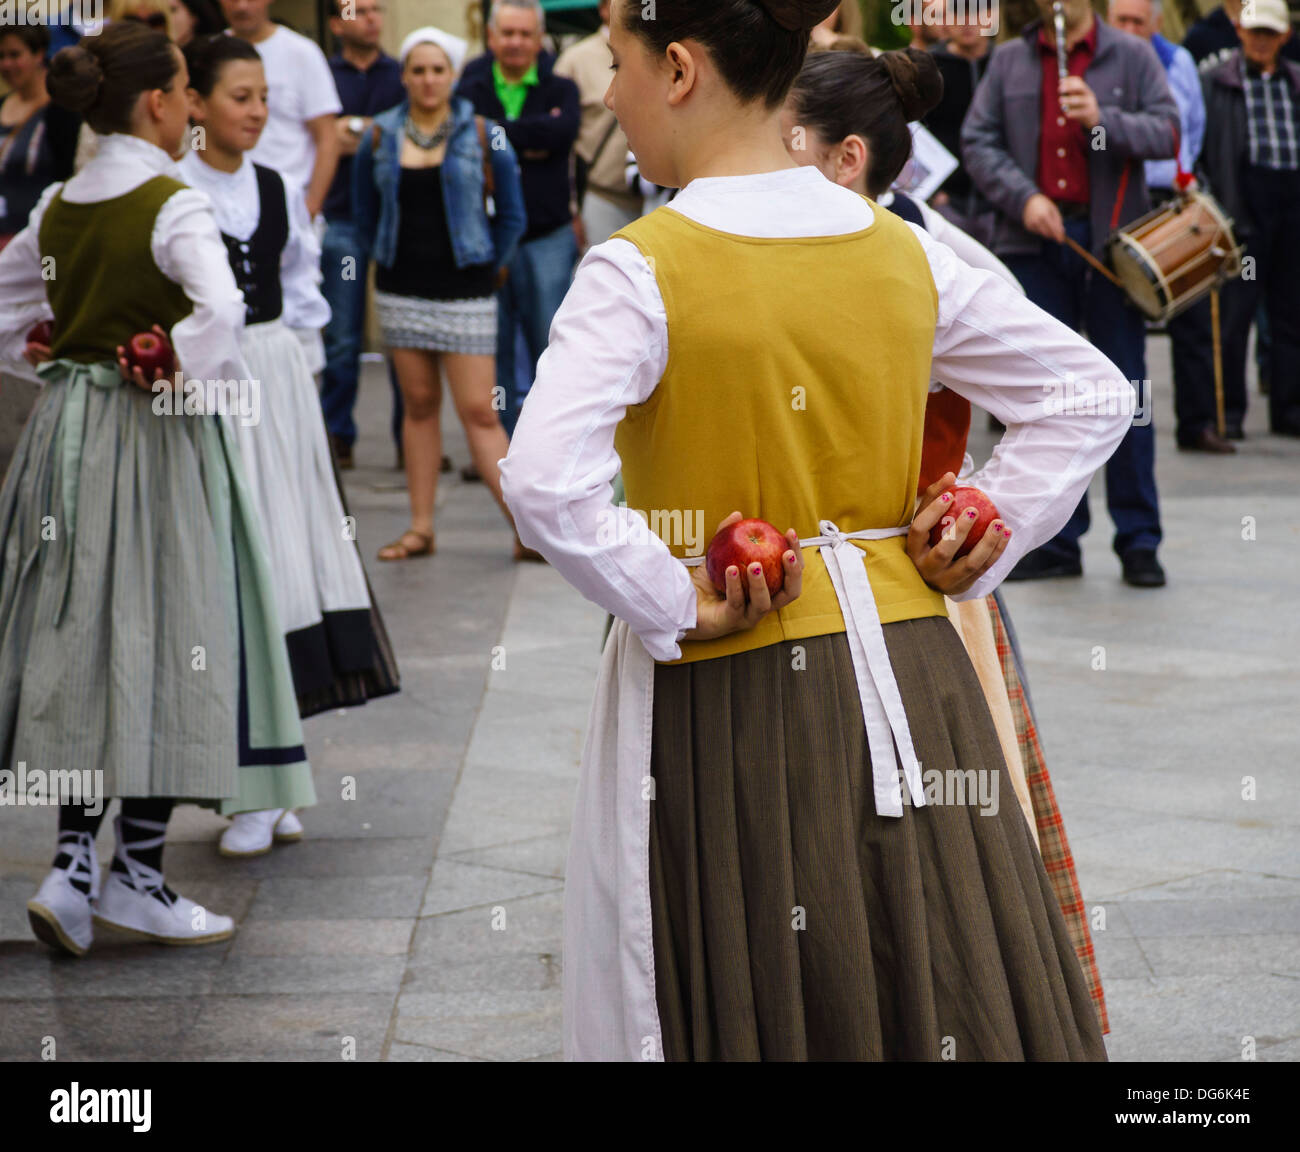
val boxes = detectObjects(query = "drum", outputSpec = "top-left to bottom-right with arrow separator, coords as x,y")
1107,190 -> 1243,322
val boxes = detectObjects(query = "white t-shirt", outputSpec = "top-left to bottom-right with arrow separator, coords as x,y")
241,24 -> 342,195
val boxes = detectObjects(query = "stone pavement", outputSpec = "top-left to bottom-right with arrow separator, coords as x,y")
0,336 -> 1297,1062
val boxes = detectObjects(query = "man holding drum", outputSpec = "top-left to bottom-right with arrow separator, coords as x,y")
1199,0 -> 1300,439
963,0 -> 1179,587
1108,0 -> 1235,455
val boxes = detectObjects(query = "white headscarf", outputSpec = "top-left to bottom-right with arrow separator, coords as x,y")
399,26 -> 469,75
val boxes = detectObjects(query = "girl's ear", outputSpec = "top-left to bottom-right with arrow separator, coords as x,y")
144,86 -> 169,124
186,87 -> 205,122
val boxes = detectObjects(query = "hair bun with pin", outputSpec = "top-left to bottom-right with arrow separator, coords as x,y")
47,44 -> 105,117
754,0 -> 843,32
878,46 -> 944,123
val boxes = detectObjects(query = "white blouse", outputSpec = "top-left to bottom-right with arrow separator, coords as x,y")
176,152 -> 330,332
0,133 -> 251,385
500,164 -> 1136,663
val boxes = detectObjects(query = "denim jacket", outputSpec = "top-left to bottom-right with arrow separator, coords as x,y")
353,96 -> 527,272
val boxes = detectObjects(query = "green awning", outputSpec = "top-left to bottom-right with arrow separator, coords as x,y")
541,1 -> 597,9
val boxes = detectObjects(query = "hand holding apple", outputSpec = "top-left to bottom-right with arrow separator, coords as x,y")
907,472 -> 1012,596
23,319 -> 54,368
927,485 -> 1001,559
684,511 -> 804,643
706,517 -> 789,601
116,325 -> 178,391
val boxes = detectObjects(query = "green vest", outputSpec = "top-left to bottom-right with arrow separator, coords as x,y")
39,175 -> 194,364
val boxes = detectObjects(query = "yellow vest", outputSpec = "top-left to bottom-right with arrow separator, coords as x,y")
611,199 -> 948,665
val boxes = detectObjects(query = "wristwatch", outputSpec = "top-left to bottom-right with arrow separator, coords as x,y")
347,116 -> 365,136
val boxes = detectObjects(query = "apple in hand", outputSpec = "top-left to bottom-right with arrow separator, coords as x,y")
928,485 -> 1001,559
125,330 -> 175,378
706,517 -> 788,600
25,320 -> 53,347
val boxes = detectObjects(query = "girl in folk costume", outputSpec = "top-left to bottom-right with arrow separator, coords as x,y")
178,34 -> 399,858
502,0 -> 1134,1061
0,22 -> 312,955
784,45 -> 1108,1035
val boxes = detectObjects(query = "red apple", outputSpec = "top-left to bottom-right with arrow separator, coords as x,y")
928,485 -> 1001,559
25,320 -> 53,347
705,517 -> 788,600
125,330 -> 175,378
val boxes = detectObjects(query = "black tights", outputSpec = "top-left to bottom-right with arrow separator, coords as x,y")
56,798 -> 176,894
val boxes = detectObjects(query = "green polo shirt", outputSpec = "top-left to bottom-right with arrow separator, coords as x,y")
492,59 -> 538,120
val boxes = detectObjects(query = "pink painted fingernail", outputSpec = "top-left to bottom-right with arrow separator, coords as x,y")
965,508 -> 978,519
751,564 -> 762,575
940,493 -> 953,503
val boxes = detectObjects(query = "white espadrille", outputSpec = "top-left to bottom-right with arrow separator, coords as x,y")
218,808 -> 284,857
27,830 -> 100,957
92,815 -> 234,946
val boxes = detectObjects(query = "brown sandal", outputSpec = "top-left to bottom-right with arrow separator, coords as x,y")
378,529 -> 435,561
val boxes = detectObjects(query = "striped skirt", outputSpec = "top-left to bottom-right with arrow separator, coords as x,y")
0,360 -> 311,810
233,321 -> 399,722
647,620 -> 1107,1061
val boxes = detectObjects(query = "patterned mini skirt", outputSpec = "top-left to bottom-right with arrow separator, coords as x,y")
374,290 -> 497,356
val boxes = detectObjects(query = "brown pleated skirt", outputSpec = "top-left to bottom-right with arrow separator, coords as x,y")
648,617 -> 1108,1062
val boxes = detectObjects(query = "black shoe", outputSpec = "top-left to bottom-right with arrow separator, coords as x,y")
1005,552 -> 1083,581
329,435 -> 354,471
1121,549 -> 1166,588
1177,427 -> 1236,454
460,463 -> 482,482
1223,423 -> 1245,440
440,454 -> 452,473
1269,418 -> 1300,438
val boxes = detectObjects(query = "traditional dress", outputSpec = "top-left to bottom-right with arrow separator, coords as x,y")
892,188 -> 1109,1033
0,133 -> 311,814
502,166 -> 1134,1061
177,153 -> 399,732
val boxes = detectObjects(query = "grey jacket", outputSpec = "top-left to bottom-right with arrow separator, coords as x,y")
961,17 -> 1179,257
1199,50 -> 1300,243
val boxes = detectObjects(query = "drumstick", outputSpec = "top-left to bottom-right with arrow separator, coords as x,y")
1211,285 -> 1226,437
1062,233 -> 1127,290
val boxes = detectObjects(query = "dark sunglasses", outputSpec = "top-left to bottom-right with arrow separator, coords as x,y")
125,12 -> 168,29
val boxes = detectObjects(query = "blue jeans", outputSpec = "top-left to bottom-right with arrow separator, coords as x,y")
321,218 -> 404,450
497,222 -> 578,438
320,219 -> 367,447
1004,217 -> 1161,562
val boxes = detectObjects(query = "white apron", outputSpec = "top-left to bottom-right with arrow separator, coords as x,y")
562,520 -> 938,1061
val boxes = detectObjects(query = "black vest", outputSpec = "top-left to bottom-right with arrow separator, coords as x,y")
222,164 -> 289,325
886,190 -> 926,230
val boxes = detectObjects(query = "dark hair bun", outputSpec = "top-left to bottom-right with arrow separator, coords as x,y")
47,44 -> 104,116
879,46 -> 943,123
756,0 -> 843,32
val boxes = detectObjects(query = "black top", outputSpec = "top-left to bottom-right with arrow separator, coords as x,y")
221,164 -> 289,326
0,98 -> 78,235
374,165 -> 496,301
454,51 -> 581,242
325,51 -> 405,222
923,44 -> 994,203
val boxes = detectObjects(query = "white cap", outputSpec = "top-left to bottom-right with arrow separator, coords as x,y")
399,26 -> 468,74
1239,0 -> 1290,35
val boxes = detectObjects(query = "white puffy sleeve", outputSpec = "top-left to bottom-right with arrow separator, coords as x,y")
0,182 -> 61,380
151,187 -> 253,386
913,223 -> 1136,602
499,238 -> 697,662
